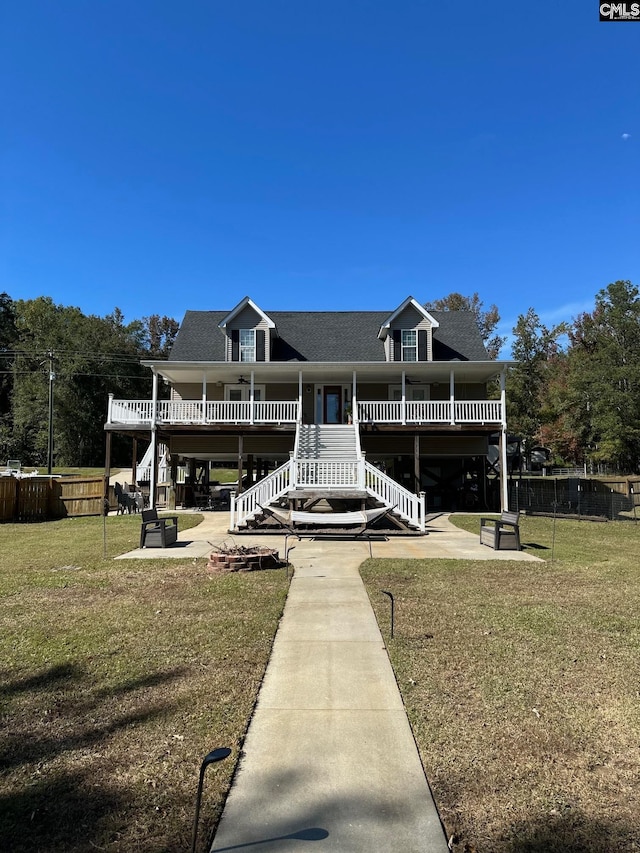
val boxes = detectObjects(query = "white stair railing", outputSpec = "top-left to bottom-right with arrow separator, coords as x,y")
295,458 -> 361,488
364,460 -> 425,532
231,458 -> 294,529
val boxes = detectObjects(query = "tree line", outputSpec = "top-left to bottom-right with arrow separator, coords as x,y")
0,294 -> 178,468
1,282 -> 638,473
506,280 -> 640,474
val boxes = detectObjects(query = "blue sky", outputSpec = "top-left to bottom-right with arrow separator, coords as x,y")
2,1 -> 638,354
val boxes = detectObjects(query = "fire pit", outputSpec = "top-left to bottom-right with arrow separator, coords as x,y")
207,543 -> 281,573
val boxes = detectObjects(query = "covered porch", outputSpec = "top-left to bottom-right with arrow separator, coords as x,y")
106,360 -> 508,429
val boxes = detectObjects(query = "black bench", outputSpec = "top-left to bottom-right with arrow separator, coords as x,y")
480,510 -> 521,551
140,509 -> 179,548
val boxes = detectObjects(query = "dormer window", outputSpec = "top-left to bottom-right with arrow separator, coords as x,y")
219,298 -> 275,362
240,329 -> 256,362
402,330 -> 417,362
378,296 -> 439,363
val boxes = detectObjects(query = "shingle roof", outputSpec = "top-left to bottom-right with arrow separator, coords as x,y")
168,309 -> 489,362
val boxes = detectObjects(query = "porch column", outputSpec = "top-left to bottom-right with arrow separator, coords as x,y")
131,437 -> 138,486
104,429 -> 112,507
202,372 -> 207,423
149,427 -> 157,510
414,434 -> 420,494
151,370 -> 159,425
450,369 -> 455,425
298,371 -> 303,424
352,370 -> 358,425
250,371 -> 255,425
167,453 -> 177,510
237,434 -> 244,493
402,372 -> 406,426
107,393 -> 114,425
149,370 -> 159,510
500,370 -> 509,511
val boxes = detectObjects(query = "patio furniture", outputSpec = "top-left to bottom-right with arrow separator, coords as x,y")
480,510 -> 521,551
140,508 -> 179,548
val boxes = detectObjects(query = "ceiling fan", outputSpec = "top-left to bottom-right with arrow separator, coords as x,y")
237,375 -> 249,385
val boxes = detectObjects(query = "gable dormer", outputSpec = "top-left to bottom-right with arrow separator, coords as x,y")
218,297 -> 276,362
378,296 -> 439,362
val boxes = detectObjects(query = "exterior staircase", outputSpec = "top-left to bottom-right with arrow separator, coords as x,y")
231,422 -> 425,532
296,424 -> 360,461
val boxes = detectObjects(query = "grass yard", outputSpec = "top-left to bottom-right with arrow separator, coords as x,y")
361,514 -> 640,853
0,514 -> 289,852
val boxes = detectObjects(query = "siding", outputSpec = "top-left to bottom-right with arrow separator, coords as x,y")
225,306 -> 271,361
387,304 -> 433,362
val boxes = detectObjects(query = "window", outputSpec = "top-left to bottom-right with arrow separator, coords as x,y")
225,385 -> 264,402
390,385 -> 429,402
401,330 -> 417,362
239,329 -> 255,362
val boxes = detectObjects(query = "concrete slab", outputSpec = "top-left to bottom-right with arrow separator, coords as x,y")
257,642 -> 405,711
280,599 -> 382,643
113,509 -> 543,563
211,708 -> 446,853
288,576 -> 371,605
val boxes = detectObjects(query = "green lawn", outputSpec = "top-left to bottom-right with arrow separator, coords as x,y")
0,514 -> 289,853
361,515 -> 640,853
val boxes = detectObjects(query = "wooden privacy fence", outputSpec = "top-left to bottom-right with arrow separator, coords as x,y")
0,476 -> 107,522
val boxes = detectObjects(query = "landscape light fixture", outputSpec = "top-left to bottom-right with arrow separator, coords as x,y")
191,747 -> 231,853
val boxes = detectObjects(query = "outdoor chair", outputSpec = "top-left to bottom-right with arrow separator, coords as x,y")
139,508 -> 179,548
480,510 -> 521,551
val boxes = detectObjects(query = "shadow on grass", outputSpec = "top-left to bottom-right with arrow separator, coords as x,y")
0,662 -> 194,851
498,811 -> 638,853
0,770 -> 126,853
1,664 -> 187,770
0,662 -> 81,695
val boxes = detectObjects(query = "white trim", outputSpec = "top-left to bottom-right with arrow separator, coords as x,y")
378,296 -> 439,340
239,328 -> 256,362
314,383 -> 351,424
217,296 -> 276,329
401,329 -> 417,362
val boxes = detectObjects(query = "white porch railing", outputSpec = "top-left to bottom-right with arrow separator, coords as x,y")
108,399 -> 300,425
293,459 -> 362,489
110,399 -> 156,424
357,399 -> 502,425
109,398 -> 500,427
232,459 -> 293,529
364,461 -> 425,531
454,400 -> 502,422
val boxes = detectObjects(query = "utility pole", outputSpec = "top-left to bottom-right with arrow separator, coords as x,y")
47,351 -> 55,475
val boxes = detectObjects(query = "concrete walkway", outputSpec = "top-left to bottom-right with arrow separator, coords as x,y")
114,512 -> 540,850
210,535 -> 449,853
